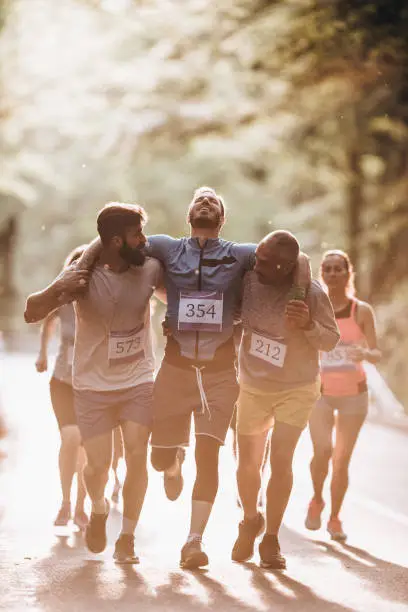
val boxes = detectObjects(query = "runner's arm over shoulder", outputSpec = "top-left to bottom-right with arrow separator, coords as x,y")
152,260 -> 167,304
231,243 -> 256,270
24,267 -> 89,323
76,237 -> 102,270
357,301 -> 382,364
145,234 -> 179,262
302,281 -> 340,352
294,252 -> 312,288
75,234 -> 179,270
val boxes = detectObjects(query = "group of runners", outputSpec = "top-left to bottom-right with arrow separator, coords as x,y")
24,186 -> 381,570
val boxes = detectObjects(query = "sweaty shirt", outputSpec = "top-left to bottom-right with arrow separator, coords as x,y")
146,235 -> 255,362
239,273 -> 340,391
73,258 -> 162,391
53,303 -> 75,385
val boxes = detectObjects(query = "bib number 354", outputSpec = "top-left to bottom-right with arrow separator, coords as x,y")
178,291 -> 223,332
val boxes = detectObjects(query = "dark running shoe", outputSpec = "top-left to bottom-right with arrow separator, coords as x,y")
113,534 -> 140,564
164,447 -> 185,501
180,537 -> 209,570
85,500 -> 110,553
259,534 -> 286,570
231,513 -> 265,562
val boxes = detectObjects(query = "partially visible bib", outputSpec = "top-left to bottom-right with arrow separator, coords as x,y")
320,300 -> 366,396
321,343 -> 357,372
108,326 -> 145,367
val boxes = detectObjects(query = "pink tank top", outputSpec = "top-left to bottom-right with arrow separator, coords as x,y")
320,299 -> 366,396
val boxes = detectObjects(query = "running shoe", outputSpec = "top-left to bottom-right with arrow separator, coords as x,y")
305,498 -> 325,530
73,509 -> 89,531
327,518 -> 347,541
85,500 -> 110,553
113,534 -> 140,564
54,502 -> 71,527
231,512 -> 265,562
180,536 -> 209,570
164,447 -> 185,501
259,534 -> 286,570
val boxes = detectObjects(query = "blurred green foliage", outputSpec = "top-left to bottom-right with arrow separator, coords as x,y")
1,0 -> 408,404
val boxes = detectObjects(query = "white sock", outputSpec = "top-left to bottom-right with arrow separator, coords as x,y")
121,516 -> 137,536
187,533 -> 202,544
92,498 -> 107,514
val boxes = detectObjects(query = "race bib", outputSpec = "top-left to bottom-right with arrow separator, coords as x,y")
178,291 -> 223,332
249,332 -> 287,368
321,344 -> 356,371
108,327 -> 145,366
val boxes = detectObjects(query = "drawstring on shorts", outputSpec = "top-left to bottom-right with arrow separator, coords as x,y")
192,366 -> 212,420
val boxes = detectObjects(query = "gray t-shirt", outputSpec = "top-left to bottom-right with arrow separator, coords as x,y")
53,303 -> 75,385
73,258 -> 162,392
239,273 -> 340,391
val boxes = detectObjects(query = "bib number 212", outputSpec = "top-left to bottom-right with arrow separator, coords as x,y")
249,332 -> 287,368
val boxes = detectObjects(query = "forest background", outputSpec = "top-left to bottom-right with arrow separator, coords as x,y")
1,0 -> 408,408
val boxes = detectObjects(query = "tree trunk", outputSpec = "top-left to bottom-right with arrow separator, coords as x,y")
346,148 -> 363,293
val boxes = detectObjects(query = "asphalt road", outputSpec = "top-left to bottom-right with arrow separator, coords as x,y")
0,353 -> 407,612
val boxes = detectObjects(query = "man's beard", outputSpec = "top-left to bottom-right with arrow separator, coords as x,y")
119,241 -> 146,266
190,212 -> 221,230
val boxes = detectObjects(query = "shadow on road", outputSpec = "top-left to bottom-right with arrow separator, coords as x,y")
30,528 -> 364,612
311,539 -> 408,606
244,562 -> 356,612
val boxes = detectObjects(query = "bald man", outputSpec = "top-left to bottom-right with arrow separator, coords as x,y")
232,231 -> 339,570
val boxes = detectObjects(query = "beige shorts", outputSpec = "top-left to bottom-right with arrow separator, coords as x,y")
236,379 -> 321,435
151,359 -> 239,447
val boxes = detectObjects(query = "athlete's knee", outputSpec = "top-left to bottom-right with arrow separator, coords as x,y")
332,454 -> 351,476
126,445 -> 148,471
84,461 -> 110,480
238,451 -> 262,476
84,449 -> 111,477
271,442 -> 295,473
312,445 -> 332,468
60,426 -> 81,448
269,453 -> 293,489
151,447 -> 178,472
237,439 -> 262,473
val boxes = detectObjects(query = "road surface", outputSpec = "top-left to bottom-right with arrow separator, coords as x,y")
0,353 -> 407,612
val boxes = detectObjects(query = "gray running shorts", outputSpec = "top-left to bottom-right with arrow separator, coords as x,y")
151,360 -> 239,447
316,392 -> 369,417
74,382 -> 153,440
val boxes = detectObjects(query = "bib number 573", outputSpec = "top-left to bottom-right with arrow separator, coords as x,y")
108,327 -> 145,366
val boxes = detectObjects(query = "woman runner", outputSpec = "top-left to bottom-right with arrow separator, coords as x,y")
305,250 -> 381,541
35,246 -> 89,529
